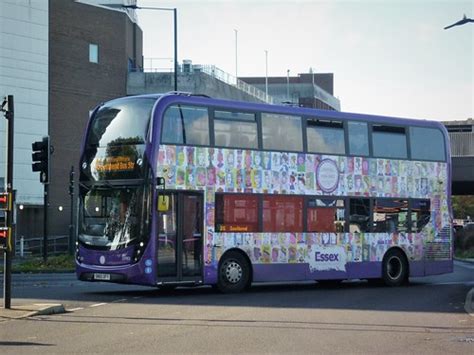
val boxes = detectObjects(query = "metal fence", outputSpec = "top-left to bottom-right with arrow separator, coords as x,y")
449,132 -> 474,157
198,65 -> 274,104
15,235 -> 70,257
137,58 -> 274,104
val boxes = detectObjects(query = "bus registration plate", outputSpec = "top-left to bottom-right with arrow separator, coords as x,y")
94,273 -> 111,281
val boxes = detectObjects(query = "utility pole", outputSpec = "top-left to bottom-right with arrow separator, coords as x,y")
286,69 -> 290,102
234,29 -> 238,79
69,166 -> 74,255
265,50 -> 268,101
1,95 -> 14,309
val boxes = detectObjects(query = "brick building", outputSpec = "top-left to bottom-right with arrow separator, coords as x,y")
45,0 -> 143,237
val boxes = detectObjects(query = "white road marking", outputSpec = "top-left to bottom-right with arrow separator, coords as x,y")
89,303 -> 107,308
111,298 -> 127,303
464,287 -> 474,316
67,307 -> 84,312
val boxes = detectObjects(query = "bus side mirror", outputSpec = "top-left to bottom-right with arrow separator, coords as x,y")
157,195 -> 170,212
156,177 -> 165,187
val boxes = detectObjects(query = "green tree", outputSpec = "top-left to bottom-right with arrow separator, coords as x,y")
452,195 -> 474,220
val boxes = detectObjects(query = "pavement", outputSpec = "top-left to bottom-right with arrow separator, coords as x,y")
0,303 -> 65,319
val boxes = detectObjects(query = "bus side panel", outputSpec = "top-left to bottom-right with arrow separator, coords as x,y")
424,260 -> 453,276
346,262 -> 381,279
253,264 -> 307,282
204,265 -> 218,285
409,260 -> 425,277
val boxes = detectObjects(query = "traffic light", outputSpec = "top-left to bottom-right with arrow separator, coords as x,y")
0,227 -> 11,250
32,136 -> 50,184
0,192 -> 12,211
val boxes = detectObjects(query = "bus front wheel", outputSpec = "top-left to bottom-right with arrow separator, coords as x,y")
382,249 -> 408,287
217,251 -> 250,293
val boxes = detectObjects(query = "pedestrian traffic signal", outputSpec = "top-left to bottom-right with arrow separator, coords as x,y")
0,192 -> 12,211
32,136 -> 50,184
0,227 -> 11,250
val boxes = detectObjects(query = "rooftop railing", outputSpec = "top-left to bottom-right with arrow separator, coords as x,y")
137,59 -> 274,104
198,65 -> 274,104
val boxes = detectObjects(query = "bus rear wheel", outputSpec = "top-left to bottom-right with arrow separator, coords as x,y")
217,251 -> 250,293
382,249 -> 408,287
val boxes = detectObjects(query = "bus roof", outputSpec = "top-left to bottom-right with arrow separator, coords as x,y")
122,92 -> 447,132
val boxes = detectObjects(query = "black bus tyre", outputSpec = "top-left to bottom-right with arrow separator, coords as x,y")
217,251 -> 250,293
382,249 -> 408,287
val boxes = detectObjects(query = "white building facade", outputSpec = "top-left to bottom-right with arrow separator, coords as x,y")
0,0 -> 48,205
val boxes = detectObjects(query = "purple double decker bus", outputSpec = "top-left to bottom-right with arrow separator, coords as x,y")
76,92 -> 453,292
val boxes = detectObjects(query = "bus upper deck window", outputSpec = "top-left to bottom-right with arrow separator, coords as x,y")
372,125 -> 407,159
306,119 -> 345,155
348,121 -> 369,156
162,105 -> 210,146
214,110 -> 258,149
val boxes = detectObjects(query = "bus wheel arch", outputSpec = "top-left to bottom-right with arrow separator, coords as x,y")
217,249 -> 253,293
381,247 -> 409,287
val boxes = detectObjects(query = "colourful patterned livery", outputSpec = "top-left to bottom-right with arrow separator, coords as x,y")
76,93 -> 452,292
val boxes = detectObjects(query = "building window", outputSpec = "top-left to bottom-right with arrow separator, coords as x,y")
89,44 -> 99,63
263,195 -> 303,232
215,194 -> 259,232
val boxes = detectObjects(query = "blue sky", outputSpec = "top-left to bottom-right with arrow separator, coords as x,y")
136,0 -> 473,121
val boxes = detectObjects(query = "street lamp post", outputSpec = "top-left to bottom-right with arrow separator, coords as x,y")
234,29 -> 238,79
264,50 -> 268,101
286,69 -> 290,102
122,4 -> 178,91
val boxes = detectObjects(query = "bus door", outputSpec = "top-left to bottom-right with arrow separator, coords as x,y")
156,191 -> 203,283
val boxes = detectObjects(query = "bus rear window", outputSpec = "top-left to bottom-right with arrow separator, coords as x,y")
410,127 -> 446,161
